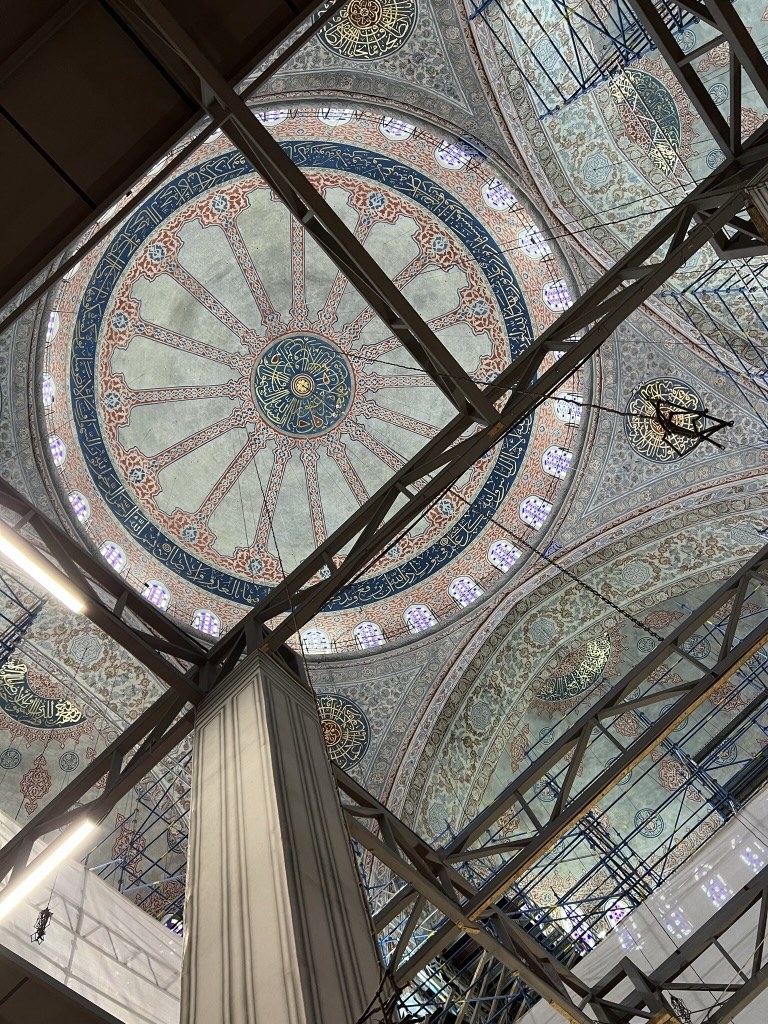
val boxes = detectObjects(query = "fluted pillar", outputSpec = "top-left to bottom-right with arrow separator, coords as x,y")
181,651 -> 381,1024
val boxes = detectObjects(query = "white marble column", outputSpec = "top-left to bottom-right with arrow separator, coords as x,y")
180,651 -> 382,1024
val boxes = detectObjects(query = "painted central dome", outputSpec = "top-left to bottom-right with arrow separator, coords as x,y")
40,107 -> 586,647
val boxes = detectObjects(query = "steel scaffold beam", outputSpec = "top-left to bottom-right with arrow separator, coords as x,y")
0,3 -> 764,686
221,137 -> 768,655
105,0 -> 498,427
591,859 -> 768,1024
0,0 -> 348,339
0,477 -> 206,703
0,2 -> 764,1012
94,0 -> 768,662
334,767 -> 596,1024
0,550 -> 763,1018
344,544 -> 768,987
627,0 -> 768,258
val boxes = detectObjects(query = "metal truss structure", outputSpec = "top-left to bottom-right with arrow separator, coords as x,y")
334,543 -> 768,1013
377,857 -> 768,1024
0,569 -> 44,670
0,0 -> 768,1019
629,0 -> 768,260
468,0 -> 696,116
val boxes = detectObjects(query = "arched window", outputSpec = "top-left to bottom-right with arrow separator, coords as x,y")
435,140 -> 472,169
301,629 -> 332,654
45,311 -> 60,343
404,605 -> 437,634
488,540 -> 521,572
554,393 -> 582,424
542,446 -> 573,479
99,541 -> 126,573
519,227 -> 551,259
48,434 -> 66,467
449,576 -> 483,608
256,109 -> 288,125
520,496 -> 552,530
318,107 -> 353,126
543,279 -> 573,311
41,373 -> 56,408
379,115 -> 416,141
192,609 -> 220,637
143,580 -> 170,611
68,492 -> 90,523
354,622 -> 385,650
482,178 -> 517,211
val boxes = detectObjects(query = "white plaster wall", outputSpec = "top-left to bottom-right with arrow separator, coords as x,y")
523,788 -> 768,1024
0,810 -> 181,1024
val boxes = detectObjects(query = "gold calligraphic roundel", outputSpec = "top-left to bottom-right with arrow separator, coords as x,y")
252,334 -> 354,437
317,694 -> 370,769
624,377 -> 702,462
319,0 -> 418,61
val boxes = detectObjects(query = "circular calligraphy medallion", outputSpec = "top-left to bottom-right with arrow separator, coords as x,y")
634,808 -> 665,838
316,694 -> 370,769
59,751 -> 80,772
624,378 -> 702,462
0,748 -> 21,770
319,0 -> 417,61
252,334 -> 354,437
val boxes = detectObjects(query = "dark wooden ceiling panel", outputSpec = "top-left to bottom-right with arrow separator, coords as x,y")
1,2 -> 197,199
0,117 -> 92,299
0,0 -> 321,311
163,0 -> 320,82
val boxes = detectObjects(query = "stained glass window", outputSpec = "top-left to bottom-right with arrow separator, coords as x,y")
379,115 -> 416,141
192,609 -> 220,637
542,446 -> 573,478
520,496 -> 552,530
45,311 -> 60,343
256,109 -> 289,125
543,279 -> 573,311
435,140 -> 472,169
488,540 -> 521,572
143,580 -> 170,611
48,435 -> 66,467
68,492 -> 90,523
41,373 -> 55,408
301,629 -> 332,653
100,542 -> 126,573
519,227 -> 551,259
554,392 -> 582,423
354,622 -> 386,649
318,107 -> 353,126
404,605 -> 437,633
448,576 -> 483,608
482,177 -> 517,211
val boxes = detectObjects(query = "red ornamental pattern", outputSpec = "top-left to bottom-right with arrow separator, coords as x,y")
20,754 -> 51,815
111,812 -> 148,876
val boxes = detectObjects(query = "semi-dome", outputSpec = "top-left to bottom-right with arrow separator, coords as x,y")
38,104 -> 588,649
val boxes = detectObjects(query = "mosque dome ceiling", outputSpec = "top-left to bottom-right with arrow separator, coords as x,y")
38,104 -> 587,648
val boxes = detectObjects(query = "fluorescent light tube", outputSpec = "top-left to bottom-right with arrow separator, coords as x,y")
0,819 -> 96,922
0,523 -> 86,614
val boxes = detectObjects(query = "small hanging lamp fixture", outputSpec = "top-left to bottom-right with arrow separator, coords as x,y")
30,905 -> 53,944
648,397 -> 734,456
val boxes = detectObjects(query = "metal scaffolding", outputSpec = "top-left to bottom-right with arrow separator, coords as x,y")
0,0 -> 766,1018
469,0 -> 697,116
0,570 -> 45,670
